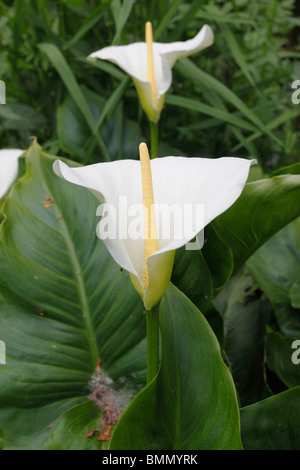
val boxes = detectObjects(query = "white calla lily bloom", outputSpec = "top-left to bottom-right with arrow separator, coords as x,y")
88,23 -> 214,123
53,144 -> 255,310
0,149 -> 25,199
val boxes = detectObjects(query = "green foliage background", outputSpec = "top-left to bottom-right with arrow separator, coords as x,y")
0,0 -> 300,450
1,0 -> 300,168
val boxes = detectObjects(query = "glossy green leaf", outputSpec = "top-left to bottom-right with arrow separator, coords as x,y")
212,174 -> 300,273
196,173 -> 300,299
49,401 -> 108,450
201,223 -> 234,292
171,245 -> 223,343
215,269 -> 272,406
110,284 -> 242,450
0,143 -> 145,449
241,388 -> 300,450
272,162 -> 300,176
247,219 -> 300,336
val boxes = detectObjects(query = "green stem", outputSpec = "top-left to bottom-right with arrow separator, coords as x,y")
150,120 -> 158,158
146,305 -> 160,384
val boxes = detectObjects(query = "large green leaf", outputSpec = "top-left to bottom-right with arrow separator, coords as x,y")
240,388 -> 300,450
0,143 -> 145,449
211,173 -> 300,273
188,172 -> 300,315
201,223 -> 234,292
215,268 -> 272,406
110,283 -> 242,450
49,401 -> 108,450
272,162 -> 300,176
171,245 -> 223,343
246,219 -> 300,336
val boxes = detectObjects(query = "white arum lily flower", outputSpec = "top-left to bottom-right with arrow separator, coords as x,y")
53,144 -> 255,310
88,22 -> 214,123
0,149 -> 25,199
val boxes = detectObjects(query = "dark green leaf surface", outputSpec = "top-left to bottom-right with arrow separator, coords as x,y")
57,86 -> 142,163
212,174 -> 300,272
49,401 -> 107,450
247,219 -> 300,336
201,223 -> 234,292
110,284 -> 242,450
171,245 -> 223,343
241,388 -> 300,450
215,269 -> 272,406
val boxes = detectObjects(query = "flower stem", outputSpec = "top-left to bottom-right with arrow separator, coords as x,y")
146,305 -> 160,384
150,121 -> 158,158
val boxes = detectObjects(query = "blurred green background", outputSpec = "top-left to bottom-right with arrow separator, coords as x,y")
1,0 -> 299,170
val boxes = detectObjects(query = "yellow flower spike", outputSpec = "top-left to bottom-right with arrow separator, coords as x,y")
145,21 -> 157,106
139,142 -> 159,288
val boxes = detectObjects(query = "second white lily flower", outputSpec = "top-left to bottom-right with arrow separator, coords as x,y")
88,23 -> 214,123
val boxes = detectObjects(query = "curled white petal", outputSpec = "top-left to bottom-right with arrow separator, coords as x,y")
155,24 -> 214,68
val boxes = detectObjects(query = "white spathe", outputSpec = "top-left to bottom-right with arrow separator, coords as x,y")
53,154 -> 255,310
88,24 -> 214,123
0,149 -> 25,199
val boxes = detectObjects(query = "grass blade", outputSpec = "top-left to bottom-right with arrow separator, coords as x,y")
165,94 -> 257,133
111,0 -> 136,45
175,58 -> 283,147
39,42 -> 110,162
64,4 -> 107,50
221,23 -> 257,90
